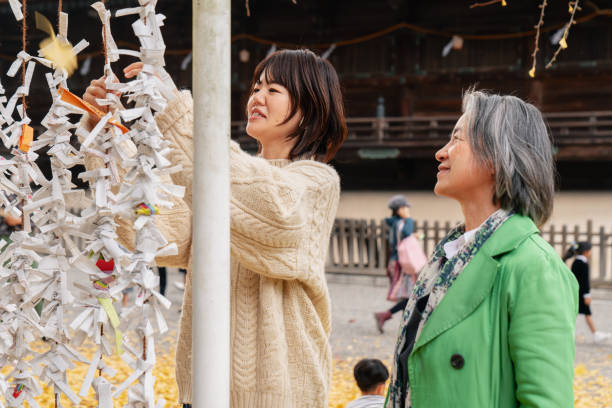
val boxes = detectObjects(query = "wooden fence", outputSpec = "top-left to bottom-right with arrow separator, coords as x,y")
326,218 -> 612,287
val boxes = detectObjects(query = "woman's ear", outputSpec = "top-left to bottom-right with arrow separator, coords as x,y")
486,160 -> 495,177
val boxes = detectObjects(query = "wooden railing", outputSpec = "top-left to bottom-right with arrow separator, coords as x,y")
326,218 -> 612,287
233,111 -> 612,148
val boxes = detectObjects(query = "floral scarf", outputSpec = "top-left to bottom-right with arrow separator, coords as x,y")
387,209 -> 512,408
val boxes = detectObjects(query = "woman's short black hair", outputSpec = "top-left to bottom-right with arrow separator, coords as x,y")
353,358 -> 389,392
247,49 -> 347,163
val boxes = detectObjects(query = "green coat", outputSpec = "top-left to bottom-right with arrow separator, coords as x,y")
401,214 -> 578,407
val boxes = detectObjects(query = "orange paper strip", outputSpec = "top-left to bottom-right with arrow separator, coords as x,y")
58,87 -> 129,134
19,124 -> 33,152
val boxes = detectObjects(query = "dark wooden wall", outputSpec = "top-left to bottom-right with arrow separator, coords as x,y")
1,0 -> 611,189
1,0 -> 611,118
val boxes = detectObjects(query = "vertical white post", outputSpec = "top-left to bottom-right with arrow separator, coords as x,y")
192,0 -> 231,406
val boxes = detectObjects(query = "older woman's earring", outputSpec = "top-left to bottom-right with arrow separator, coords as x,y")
299,117 -> 304,127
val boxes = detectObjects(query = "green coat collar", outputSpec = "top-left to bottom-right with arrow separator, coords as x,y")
414,214 -> 539,351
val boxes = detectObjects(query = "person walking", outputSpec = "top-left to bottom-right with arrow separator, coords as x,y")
155,267 -> 167,297
374,195 -> 414,333
83,49 -> 347,407
386,90 -> 578,408
563,241 -> 611,343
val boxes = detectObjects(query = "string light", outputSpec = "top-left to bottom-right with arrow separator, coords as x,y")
529,0 -> 547,78
0,9 -> 610,65
470,0 -> 507,8
546,0 -> 581,69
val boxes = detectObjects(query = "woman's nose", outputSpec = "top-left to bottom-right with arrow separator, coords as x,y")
251,90 -> 265,105
435,143 -> 449,162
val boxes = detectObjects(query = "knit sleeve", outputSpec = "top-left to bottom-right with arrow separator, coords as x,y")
114,203 -> 192,269
229,140 -> 340,281
79,114 -> 193,269
154,90 -> 194,210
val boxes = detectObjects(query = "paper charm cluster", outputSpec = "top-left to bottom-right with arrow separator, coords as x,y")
104,1 -> 183,406
0,9 -> 95,408
70,0 -> 182,406
0,0 -> 183,406
0,29 -> 52,408
60,3 -> 136,404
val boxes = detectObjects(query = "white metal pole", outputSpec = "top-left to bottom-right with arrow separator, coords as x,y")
192,0 -> 231,406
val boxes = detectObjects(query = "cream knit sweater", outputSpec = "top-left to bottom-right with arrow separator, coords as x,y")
114,91 -> 339,407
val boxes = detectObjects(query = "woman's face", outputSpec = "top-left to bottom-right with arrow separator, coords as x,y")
397,206 -> 410,219
245,72 -> 302,145
434,114 -> 495,202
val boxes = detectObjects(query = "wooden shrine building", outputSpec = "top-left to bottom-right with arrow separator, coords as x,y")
1,0 -> 611,189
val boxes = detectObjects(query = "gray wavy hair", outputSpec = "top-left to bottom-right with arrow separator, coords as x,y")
462,89 -> 555,226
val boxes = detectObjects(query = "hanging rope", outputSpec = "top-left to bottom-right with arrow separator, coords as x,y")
230,9 -> 611,49
470,0 -> 506,8
57,0 -> 62,31
0,9 -> 609,64
21,0 -> 27,114
55,6 -> 63,408
101,0 -> 108,65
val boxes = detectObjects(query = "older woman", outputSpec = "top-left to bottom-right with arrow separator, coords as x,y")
386,90 -> 578,408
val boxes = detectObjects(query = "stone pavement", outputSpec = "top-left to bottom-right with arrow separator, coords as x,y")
327,274 -> 612,377
112,268 -> 612,378
103,267 -> 612,406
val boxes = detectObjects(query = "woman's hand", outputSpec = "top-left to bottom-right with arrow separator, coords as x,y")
83,62 -> 178,129
124,61 -> 179,102
3,214 -> 22,227
123,62 -> 144,79
83,77 -> 110,129
584,296 -> 592,306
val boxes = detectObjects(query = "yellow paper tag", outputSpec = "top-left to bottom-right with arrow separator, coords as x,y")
97,297 -> 123,355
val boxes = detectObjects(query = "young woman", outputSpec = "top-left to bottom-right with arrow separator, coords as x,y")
563,241 -> 611,343
83,49 -> 347,407
386,90 -> 578,408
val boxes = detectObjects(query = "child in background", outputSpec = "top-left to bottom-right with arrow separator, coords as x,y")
346,359 -> 388,408
563,241 -> 611,343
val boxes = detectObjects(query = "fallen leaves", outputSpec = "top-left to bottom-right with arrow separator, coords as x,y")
3,338 -> 610,407
2,339 -> 178,407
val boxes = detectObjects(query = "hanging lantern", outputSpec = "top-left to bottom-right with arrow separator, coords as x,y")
239,49 -> 250,63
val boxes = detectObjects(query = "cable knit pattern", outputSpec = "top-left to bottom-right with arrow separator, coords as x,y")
154,91 -> 194,209
153,91 -> 340,407
79,113 -> 193,270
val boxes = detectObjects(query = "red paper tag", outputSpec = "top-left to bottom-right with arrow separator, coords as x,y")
96,258 -> 115,272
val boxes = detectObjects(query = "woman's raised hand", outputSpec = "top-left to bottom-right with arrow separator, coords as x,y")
83,76 -> 110,129
123,62 -> 144,79
124,61 -> 180,102
82,62 -> 178,129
